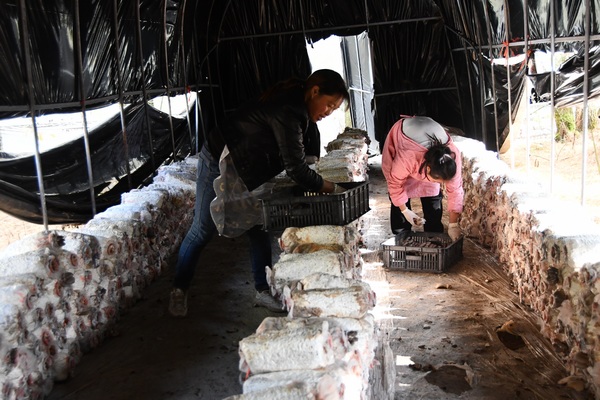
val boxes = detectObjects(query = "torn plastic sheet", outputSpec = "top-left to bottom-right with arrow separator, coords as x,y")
0,101 -> 195,224
554,45 -> 600,108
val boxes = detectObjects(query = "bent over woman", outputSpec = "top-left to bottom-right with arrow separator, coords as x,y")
381,116 -> 464,241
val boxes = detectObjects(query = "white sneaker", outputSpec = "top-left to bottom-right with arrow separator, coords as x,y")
254,290 -> 286,313
169,288 -> 188,317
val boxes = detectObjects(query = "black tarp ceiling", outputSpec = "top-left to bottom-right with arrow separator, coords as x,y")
0,0 -> 598,224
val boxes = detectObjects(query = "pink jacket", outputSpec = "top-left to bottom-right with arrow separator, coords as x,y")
381,118 -> 464,214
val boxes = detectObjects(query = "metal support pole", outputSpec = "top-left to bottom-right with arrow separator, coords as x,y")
459,36 -> 474,133
374,87 -> 457,97
503,0 -> 515,167
451,1 -> 474,140
204,2 -> 224,127
162,0 -> 177,159
135,0 -> 157,173
524,0 -> 531,176
178,0 -> 195,152
190,2 -> 202,155
549,0 -> 556,193
470,1 -> 489,146
214,1 -> 234,120
19,0 -> 48,228
0,86 -> 209,114
354,35 -> 366,130
581,0 -> 591,206
482,1 -> 501,153
218,16 -> 442,42
74,0 -> 97,216
112,0 -> 132,189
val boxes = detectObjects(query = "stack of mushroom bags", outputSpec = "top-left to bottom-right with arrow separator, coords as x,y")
0,156 -> 198,399
228,129 -> 380,400
315,127 -> 370,183
452,135 -> 600,396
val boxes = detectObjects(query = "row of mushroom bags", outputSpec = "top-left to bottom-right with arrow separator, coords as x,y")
227,128 -> 381,400
0,127 -> 376,399
0,157 -> 199,399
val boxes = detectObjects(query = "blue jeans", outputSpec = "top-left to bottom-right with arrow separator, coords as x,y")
172,145 -> 271,292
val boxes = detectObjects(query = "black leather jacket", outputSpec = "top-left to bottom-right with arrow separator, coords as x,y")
207,86 -> 323,192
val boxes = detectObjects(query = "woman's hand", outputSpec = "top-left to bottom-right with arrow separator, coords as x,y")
332,184 -> 346,194
401,208 -> 426,227
321,180 -> 336,193
448,212 -> 461,240
320,180 -> 346,194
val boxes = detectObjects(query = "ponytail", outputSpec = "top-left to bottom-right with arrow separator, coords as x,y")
418,135 -> 457,180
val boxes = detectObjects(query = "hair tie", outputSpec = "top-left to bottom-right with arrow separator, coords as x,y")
439,154 -> 452,164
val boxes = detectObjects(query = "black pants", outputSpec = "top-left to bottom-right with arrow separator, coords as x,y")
390,190 -> 444,234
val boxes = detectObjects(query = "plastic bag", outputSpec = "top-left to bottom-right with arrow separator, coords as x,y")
210,146 -> 268,238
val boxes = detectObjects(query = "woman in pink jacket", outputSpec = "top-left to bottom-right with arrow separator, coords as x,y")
381,116 -> 463,241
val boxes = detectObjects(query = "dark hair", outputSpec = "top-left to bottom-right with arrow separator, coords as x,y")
418,135 -> 457,180
260,69 -> 349,103
259,78 -> 303,101
305,69 -> 350,103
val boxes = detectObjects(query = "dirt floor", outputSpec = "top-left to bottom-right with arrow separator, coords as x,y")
0,156 -> 593,400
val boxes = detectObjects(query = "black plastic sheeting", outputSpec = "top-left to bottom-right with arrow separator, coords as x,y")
438,0 -> 600,149
530,45 -> 600,107
205,1 -> 464,148
370,15 -> 461,146
206,0 -> 600,151
1,0 -> 599,224
0,102 -> 194,224
0,0 -> 197,223
0,0 -> 197,117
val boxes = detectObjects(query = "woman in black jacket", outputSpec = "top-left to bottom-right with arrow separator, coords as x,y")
169,69 -> 350,317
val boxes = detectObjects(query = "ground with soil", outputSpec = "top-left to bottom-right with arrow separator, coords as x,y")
0,156 -> 591,400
